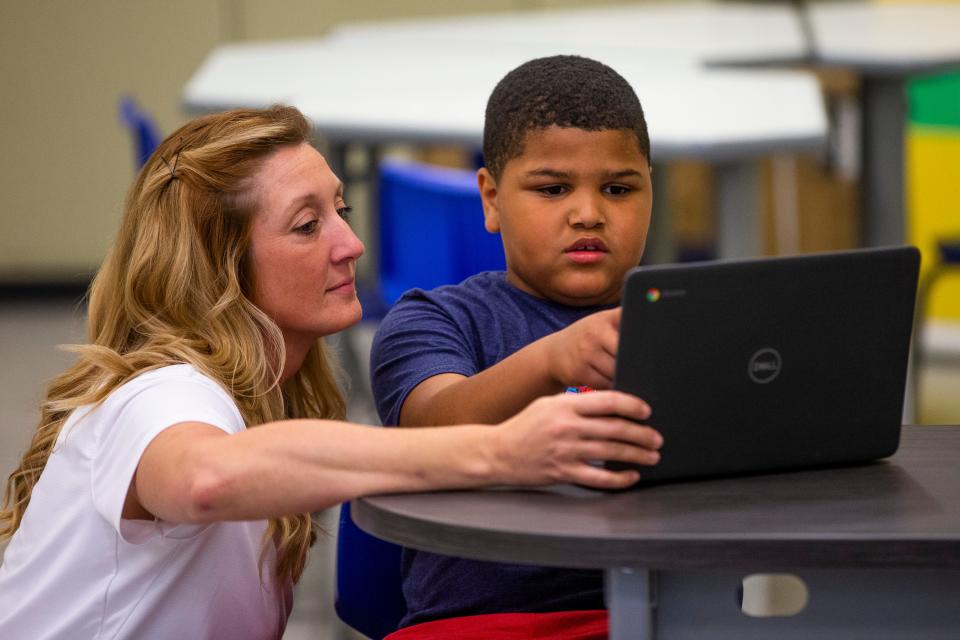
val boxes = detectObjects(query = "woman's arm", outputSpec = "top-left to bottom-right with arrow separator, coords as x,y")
130,390 -> 661,524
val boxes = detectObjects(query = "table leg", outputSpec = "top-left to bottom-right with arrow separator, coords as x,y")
860,75 -> 907,248
605,567 -> 655,640
653,568 -> 960,639
322,141 -> 382,292
715,161 -> 761,258
643,164 -> 675,265
324,141 -> 349,182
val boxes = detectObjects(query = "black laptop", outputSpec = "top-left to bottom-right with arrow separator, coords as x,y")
609,246 -> 920,484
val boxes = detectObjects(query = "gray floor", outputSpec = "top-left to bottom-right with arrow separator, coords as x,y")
1,299 -> 959,639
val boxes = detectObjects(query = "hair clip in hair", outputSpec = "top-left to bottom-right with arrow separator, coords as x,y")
160,150 -> 181,180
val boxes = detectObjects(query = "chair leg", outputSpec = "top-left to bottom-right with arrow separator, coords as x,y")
911,267 -> 943,424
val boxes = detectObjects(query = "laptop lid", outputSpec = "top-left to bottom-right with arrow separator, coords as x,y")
610,246 -> 920,484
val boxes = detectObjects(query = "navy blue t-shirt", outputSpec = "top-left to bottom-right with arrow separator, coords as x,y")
370,271 -> 614,628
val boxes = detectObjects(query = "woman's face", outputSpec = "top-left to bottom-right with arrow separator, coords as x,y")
247,143 -> 364,355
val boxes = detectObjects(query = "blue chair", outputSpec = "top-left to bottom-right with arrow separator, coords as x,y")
336,161 -> 502,635
941,240 -> 960,266
118,95 -> 162,168
334,502 -> 406,639
377,159 -> 506,307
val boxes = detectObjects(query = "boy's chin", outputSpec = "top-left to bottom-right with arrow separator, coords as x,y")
549,286 -> 621,307
506,272 -> 620,306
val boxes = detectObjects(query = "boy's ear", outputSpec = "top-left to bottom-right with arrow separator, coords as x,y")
477,168 -> 501,234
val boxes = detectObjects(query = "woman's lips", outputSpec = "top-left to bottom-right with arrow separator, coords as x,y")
326,279 -> 355,294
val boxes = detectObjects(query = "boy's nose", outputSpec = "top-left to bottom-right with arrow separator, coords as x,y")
568,196 -> 605,228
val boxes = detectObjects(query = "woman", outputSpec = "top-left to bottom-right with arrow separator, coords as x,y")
0,106 -> 661,639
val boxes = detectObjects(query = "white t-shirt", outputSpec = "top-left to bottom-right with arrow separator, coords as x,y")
0,364 -> 292,639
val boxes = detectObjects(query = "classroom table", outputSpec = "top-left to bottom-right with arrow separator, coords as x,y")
806,1 -> 960,248
183,38 -> 826,260
183,40 -> 823,158
326,1 -> 808,66
323,1 -> 815,261
353,425 -> 960,640
329,0 -> 960,251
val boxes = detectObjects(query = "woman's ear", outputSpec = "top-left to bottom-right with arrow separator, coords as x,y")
477,168 -> 501,234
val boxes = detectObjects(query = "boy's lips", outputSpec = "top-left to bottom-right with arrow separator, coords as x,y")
564,238 -> 609,253
564,238 -> 609,264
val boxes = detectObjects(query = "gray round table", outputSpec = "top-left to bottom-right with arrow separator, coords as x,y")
354,425 -> 960,639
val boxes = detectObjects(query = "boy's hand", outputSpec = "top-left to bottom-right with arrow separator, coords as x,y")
490,390 -> 661,490
545,307 -> 621,390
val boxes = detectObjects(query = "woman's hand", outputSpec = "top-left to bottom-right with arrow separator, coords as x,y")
490,390 -> 661,490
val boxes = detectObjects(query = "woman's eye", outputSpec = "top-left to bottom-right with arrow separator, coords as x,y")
294,219 -> 318,235
538,185 -> 567,196
336,205 -> 352,221
604,184 -> 632,196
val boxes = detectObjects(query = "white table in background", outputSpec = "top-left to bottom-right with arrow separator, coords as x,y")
320,1 -> 820,259
806,1 -> 960,248
183,37 -> 826,260
327,1 -> 807,66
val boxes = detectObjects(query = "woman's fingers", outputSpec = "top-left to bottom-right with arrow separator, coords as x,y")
566,390 -> 652,422
567,465 -> 642,490
574,440 -> 661,467
500,391 -> 662,488
573,417 -> 662,451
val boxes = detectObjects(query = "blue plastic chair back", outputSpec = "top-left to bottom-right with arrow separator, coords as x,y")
334,502 -> 406,639
940,239 -> 960,264
118,96 -> 162,168
378,160 -> 506,306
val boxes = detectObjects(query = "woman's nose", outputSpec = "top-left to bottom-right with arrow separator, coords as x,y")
331,216 -> 365,263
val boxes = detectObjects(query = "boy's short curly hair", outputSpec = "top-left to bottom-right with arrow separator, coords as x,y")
482,55 -> 650,178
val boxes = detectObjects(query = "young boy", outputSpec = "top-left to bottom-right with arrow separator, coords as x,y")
370,55 -> 659,637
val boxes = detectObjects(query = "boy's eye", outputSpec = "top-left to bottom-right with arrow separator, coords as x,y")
604,184 -> 633,196
336,205 -> 352,221
294,219 -> 318,235
538,185 -> 567,196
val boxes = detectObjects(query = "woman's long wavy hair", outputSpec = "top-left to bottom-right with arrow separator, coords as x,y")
0,106 -> 345,583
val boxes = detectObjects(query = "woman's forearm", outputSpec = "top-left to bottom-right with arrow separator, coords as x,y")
136,391 -> 660,525
139,420 -> 503,524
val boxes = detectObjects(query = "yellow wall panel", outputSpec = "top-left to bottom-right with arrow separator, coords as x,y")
907,130 -> 960,320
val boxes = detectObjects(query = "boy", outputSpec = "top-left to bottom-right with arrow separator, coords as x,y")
370,55 -> 659,637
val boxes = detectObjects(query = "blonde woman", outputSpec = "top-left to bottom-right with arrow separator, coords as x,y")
0,106 -> 662,639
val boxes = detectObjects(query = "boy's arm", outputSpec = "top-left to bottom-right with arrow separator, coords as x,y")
400,308 -> 621,426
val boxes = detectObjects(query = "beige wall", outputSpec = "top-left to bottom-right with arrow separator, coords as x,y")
0,0 -> 657,282
0,2 -> 221,281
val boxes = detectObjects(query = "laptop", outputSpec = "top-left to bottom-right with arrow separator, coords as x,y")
609,246 -> 920,484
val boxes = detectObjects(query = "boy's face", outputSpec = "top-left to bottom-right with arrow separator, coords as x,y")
478,126 -> 652,307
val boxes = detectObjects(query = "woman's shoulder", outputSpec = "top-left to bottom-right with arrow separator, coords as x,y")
115,364 -> 229,400
59,365 -> 245,448
128,363 -> 220,387
99,364 -> 242,425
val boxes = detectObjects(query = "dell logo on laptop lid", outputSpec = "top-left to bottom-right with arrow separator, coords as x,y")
748,348 -> 782,384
